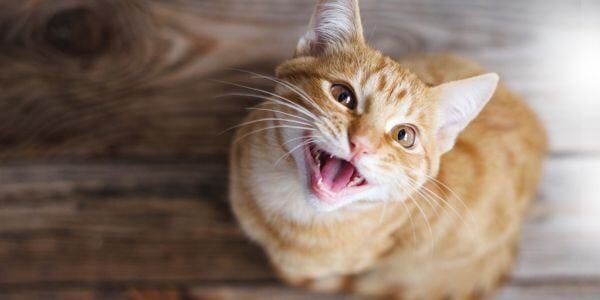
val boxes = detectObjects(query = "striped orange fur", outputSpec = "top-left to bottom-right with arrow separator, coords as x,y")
229,1 -> 546,299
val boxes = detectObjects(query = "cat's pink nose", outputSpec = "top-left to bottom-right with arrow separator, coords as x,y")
350,135 -> 376,156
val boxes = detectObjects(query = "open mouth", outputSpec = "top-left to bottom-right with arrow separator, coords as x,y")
304,140 -> 368,204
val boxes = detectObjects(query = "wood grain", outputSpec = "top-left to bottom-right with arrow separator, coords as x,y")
0,156 -> 597,298
0,162 -> 271,285
0,285 -> 358,300
0,0 -> 598,162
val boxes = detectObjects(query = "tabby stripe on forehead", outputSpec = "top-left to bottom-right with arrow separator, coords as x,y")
281,70 -> 321,81
384,77 -> 399,101
363,95 -> 374,114
404,90 -> 421,118
361,56 -> 388,86
360,71 -> 369,86
374,56 -> 388,74
397,89 -> 407,101
378,74 -> 388,91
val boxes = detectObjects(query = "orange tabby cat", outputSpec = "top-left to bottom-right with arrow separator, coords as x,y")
229,0 -> 547,299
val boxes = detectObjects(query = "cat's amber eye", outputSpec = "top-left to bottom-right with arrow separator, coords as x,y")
391,124 -> 417,149
330,84 -> 356,110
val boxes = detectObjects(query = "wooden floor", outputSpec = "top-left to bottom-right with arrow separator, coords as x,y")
0,0 -> 599,299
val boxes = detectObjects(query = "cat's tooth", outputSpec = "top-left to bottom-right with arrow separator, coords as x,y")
348,177 -> 357,187
348,176 -> 366,187
348,176 -> 361,187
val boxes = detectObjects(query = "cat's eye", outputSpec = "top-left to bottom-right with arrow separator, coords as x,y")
330,84 -> 356,110
391,124 -> 417,149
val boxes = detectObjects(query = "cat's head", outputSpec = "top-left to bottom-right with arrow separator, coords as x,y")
272,0 -> 498,212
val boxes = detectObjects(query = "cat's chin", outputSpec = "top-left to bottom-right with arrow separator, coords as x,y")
303,139 -> 372,207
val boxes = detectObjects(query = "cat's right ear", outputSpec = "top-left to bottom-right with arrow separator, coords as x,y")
433,73 -> 499,154
295,0 -> 365,57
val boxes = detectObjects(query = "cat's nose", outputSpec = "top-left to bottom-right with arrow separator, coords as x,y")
350,135 -> 376,156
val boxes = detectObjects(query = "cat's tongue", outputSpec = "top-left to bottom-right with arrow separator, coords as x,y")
320,155 -> 356,192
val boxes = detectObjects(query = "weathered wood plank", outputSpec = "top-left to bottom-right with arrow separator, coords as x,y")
0,162 -> 273,285
0,156 -> 597,288
0,282 -> 600,300
2,281 -> 600,300
1,281 -> 599,300
512,156 -> 600,280
0,0 -> 598,161
0,285 -> 356,300
496,280 -> 600,300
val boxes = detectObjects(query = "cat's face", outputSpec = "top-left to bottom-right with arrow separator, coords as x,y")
267,0 -> 497,212
275,47 -> 438,211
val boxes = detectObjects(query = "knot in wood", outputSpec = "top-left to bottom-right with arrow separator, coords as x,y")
44,7 -> 110,57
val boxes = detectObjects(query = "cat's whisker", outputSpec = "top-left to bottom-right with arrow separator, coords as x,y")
224,82 -> 318,120
400,200 -> 418,248
247,104 -> 337,149
402,185 -> 435,258
215,92 -> 318,123
226,69 -> 338,130
396,165 -> 476,236
322,121 -> 342,138
210,80 -> 319,121
413,184 -> 450,219
220,82 -> 336,145
283,135 -> 320,146
415,181 -> 464,221
396,168 -> 478,244
274,83 -> 337,131
234,125 -> 314,144
227,68 -> 330,118
416,184 -> 478,243
247,72 -> 328,116
420,174 -> 475,224
283,135 -> 308,146
246,106 -> 312,124
398,177 -> 443,219
220,117 -> 314,135
315,123 -> 342,146
396,164 -> 473,221
274,137 -> 319,166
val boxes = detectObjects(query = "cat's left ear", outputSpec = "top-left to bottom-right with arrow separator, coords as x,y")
295,0 -> 364,57
433,73 -> 499,154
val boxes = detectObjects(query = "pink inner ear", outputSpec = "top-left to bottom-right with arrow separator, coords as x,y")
435,73 -> 499,153
296,0 -> 364,57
